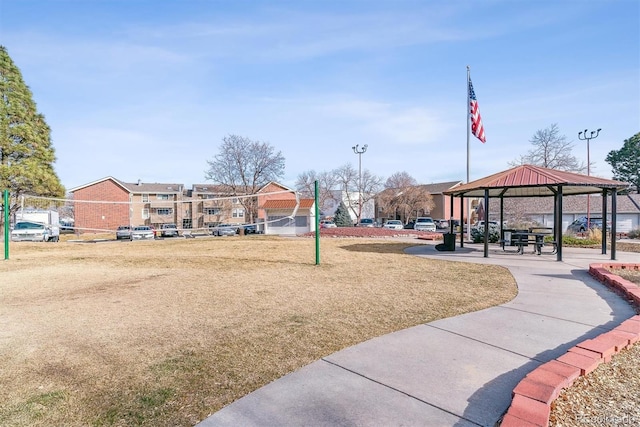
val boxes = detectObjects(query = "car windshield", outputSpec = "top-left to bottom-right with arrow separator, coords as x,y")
387,220 -> 401,224
15,222 -> 44,230
134,226 -> 150,231
360,219 -> 373,224
416,218 -> 433,223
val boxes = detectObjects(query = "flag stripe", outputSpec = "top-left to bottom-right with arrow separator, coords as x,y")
468,78 -> 486,143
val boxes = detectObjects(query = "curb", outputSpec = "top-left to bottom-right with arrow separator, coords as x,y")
500,263 -> 640,427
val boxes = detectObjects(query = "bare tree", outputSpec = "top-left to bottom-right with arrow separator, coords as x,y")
509,123 -> 586,172
294,170 -> 338,215
205,135 -> 285,222
385,171 -> 417,189
333,164 -> 383,222
377,171 -> 434,224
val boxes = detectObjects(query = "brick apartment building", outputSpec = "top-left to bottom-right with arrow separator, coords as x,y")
69,177 -> 315,235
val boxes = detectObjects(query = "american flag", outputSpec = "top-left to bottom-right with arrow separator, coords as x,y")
468,78 -> 486,143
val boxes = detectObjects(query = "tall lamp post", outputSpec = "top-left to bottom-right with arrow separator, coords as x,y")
352,144 -> 368,223
578,128 -> 601,226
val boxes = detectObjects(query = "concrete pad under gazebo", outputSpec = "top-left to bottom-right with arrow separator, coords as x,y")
443,165 -> 631,261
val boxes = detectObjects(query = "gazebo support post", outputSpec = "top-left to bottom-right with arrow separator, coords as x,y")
449,192 -> 455,245
483,189 -> 489,258
556,186 -> 563,261
459,196 -> 464,248
602,189 -> 607,255
553,191 -> 558,243
611,190 -> 617,260
500,197 -> 504,238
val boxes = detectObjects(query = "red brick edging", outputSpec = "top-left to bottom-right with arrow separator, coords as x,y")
500,263 -> 640,426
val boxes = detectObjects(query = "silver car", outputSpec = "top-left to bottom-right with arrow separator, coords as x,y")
160,223 -> 179,237
116,225 -> 132,240
356,218 -> 375,227
211,224 -> 237,236
414,217 -> 437,232
383,220 -> 404,230
131,226 -> 155,240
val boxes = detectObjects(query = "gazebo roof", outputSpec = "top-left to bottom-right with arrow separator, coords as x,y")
444,165 -> 630,198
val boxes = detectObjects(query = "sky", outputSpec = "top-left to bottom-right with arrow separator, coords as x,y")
1,0 -> 639,191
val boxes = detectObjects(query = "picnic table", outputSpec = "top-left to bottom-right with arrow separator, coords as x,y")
501,228 -> 557,255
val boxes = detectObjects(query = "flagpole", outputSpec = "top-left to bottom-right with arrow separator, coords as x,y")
466,65 -> 471,242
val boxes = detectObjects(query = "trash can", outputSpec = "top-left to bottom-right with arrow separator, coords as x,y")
442,232 -> 456,251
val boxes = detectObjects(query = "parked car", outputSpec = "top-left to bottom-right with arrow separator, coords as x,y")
160,223 -> 179,237
435,219 -> 450,229
60,220 -> 75,234
356,218 -> 375,227
211,224 -> 237,236
404,220 -> 416,229
414,217 -> 437,232
241,224 -> 261,234
383,220 -> 404,230
320,220 -> 337,228
11,221 -> 59,242
131,225 -> 155,240
567,217 -> 605,233
116,225 -> 132,240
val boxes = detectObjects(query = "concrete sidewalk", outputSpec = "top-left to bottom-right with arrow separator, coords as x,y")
198,244 -> 638,427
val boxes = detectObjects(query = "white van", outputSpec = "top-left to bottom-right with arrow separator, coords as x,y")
11,221 -> 60,242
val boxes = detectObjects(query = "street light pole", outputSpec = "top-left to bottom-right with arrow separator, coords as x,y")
578,128 -> 601,226
352,144 -> 368,223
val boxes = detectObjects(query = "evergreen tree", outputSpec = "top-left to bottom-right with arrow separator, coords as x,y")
0,45 -> 65,217
333,201 -> 353,227
605,132 -> 640,193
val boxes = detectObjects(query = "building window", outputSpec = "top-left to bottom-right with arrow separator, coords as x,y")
142,194 -> 149,203
205,208 -> 222,215
157,194 -> 170,200
156,208 -> 172,215
232,208 -> 244,218
142,208 -> 149,219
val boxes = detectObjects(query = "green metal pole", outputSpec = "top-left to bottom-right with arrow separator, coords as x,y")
4,190 -> 9,260
315,180 -> 320,265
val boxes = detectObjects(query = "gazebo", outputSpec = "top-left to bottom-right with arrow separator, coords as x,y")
443,165 -> 630,261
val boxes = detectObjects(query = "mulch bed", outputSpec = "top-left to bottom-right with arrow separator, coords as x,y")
303,227 -> 443,239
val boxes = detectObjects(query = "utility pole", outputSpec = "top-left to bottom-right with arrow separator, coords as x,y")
578,128 -> 601,226
352,144 -> 368,223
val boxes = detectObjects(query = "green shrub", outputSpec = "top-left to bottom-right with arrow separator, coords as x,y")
471,226 -> 500,243
628,228 -> 640,239
562,235 -> 600,246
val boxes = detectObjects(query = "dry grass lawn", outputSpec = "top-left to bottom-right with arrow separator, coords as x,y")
0,236 -> 518,426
